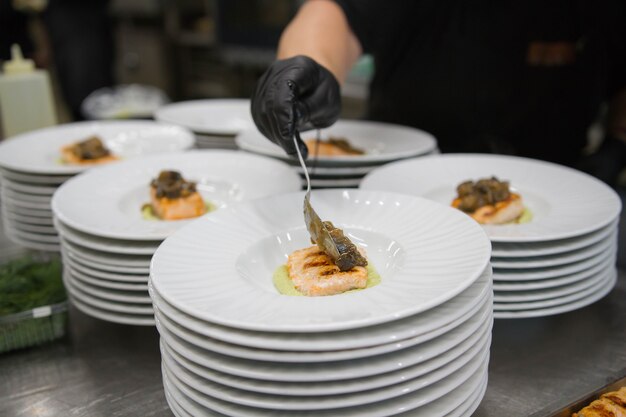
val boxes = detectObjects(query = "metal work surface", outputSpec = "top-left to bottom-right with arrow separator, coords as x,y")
1,191 -> 625,417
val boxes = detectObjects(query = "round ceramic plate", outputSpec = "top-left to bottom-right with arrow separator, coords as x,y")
308,178 -> 362,188
154,99 -> 253,135
490,219 -> 618,257
54,219 -> 161,255
150,189 -> 491,332
154,294 -> 491,364
161,339 -> 489,411
235,120 -> 437,166
3,210 -> 54,226
360,154 -> 622,242
5,220 -> 56,235
52,150 -> 302,240
1,187 -> 52,204
61,238 -> 152,267
162,365 -> 488,417
3,223 -> 59,243
149,268 -> 491,351
493,263 -> 614,302
64,248 -> 149,274
490,233 -> 616,269
160,353 -> 488,417
69,268 -> 149,291
0,178 -> 58,195
3,194 -> 51,210
493,269 -> 617,319
67,273 -> 152,304
493,268 -> 615,311
0,168 -> 71,185
66,260 -> 148,283
65,274 -> 153,314
3,228 -> 59,252
62,254 -> 148,283
1,200 -> 52,218
0,121 -> 194,174
70,295 -> 155,325
492,254 -> 615,291
158,320 -> 491,396
492,249 -> 615,281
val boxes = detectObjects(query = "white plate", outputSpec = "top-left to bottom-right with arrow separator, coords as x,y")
490,220 -> 618,257
65,260 -> 148,283
493,263 -> 615,302
4,219 -> 56,234
1,187 -> 52,204
493,248 -> 615,281
162,364 -> 488,417
360,154 -> 622,242
149,268 -> 491,351
236,120 -> 437,166
3,194 -> 51,210
70,295 -> 155,325
64,248 -> 149,274
52,150 -> 302,240
69,268 -> 149,291
295,165 -> 376,177
490,233 -> 616,269
2,211 -> 54,226
445,373 -> 487,417
492,254 -> 615,291
493,268 -> 615,311
493,269 -> 617,319
159,320 -> 491,396
2,228 -> 60,252
65,274 -> 153,314
161,353 -> 488,417
54,218 -> 161,255
3,223 -> 59,243
66,271 -> 152,304
63,254 -> 148,282
154,99 -> 253,135
0,121 -> 194,175
155,293 -> 491,363
156,308 -> 491,383
161,336 -> 489,411
308,178 -> 362,188
1,201 -> 52,218
150,189 -> 491,333
61,238 -> 152,267
0,178 -> 58,195
0,168 -> 71,185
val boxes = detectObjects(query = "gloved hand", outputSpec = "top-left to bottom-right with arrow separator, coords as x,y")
250,55 -> 341,158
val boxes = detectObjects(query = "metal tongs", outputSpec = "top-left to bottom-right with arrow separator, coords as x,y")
292,129 -> 367,271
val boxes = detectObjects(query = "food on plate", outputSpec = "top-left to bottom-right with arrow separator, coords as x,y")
304,136 -> 364,156
273,245 -> 380,297
142,170 -> 212,221
572,387 -> 626,417
451,176 -> 529,225
60,136 -> 117,165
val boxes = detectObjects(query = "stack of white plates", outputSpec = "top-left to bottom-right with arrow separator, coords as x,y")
0,121 -> 195,252
236,120 -> 438,188
154,99 -> 253,150
51,151 -> 301,325
360,154 -> 622,319
150,189 -> 493,416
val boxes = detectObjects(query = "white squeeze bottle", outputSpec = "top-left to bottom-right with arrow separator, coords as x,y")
0,44 -> 57,138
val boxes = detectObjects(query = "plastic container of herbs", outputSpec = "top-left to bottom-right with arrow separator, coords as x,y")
0,253 -> 67,353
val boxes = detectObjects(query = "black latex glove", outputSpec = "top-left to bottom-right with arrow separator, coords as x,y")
250,55 -> 341,158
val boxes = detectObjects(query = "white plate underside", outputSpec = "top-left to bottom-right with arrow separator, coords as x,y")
61,238 -> 152,267
0,178 -> 58,194
154,99 -> 253,135
52,150 -> 301,240
0,121 -> 194,174
0,168 -> 71,185
62,254 -> 148,282
64,248 -> 149,273
235,120 -> 437,165
493,269 -> 617,318
150,190 -> 491,332
70,296 -> 155,325
360,154 -> 622,242
65,275 -> 153,314
148,268 -> 492,351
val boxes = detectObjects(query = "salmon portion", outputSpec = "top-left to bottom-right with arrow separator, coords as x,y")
61,136 -> 117,165
149,188 -> 206,221
304,138 -> 364,157
452,193 -> 524,225
287,246 -> 368,296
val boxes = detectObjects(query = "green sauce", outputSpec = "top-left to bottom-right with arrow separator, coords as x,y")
272,263 -> 381,296
141,201 -> 216,221
515,207 -> 533,224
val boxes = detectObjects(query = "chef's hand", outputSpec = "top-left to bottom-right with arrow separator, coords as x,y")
250,55 -> 341,158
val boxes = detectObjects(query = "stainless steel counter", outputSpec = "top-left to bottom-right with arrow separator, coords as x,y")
1,190 -> 625,417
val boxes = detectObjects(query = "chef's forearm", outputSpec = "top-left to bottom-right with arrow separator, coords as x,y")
277,0 -> 362,83
607,88 -> 626,142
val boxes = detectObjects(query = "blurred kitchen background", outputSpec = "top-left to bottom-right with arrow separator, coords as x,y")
0,0 -> 371,129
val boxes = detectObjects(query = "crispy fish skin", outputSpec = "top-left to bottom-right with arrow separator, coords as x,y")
452,193 -> 524,225
149,188 -> 206,221
573,388 -> 626,417
287,246 -> 368,297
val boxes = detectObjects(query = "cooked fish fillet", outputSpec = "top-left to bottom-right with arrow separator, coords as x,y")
304,139 -> 359,156
452,193 -> 524,225
573,397 -> 626,417
149,188 -> 206,221
602,388 -> 626,408
60,146 -> 117,165
287,245 -> 367,296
